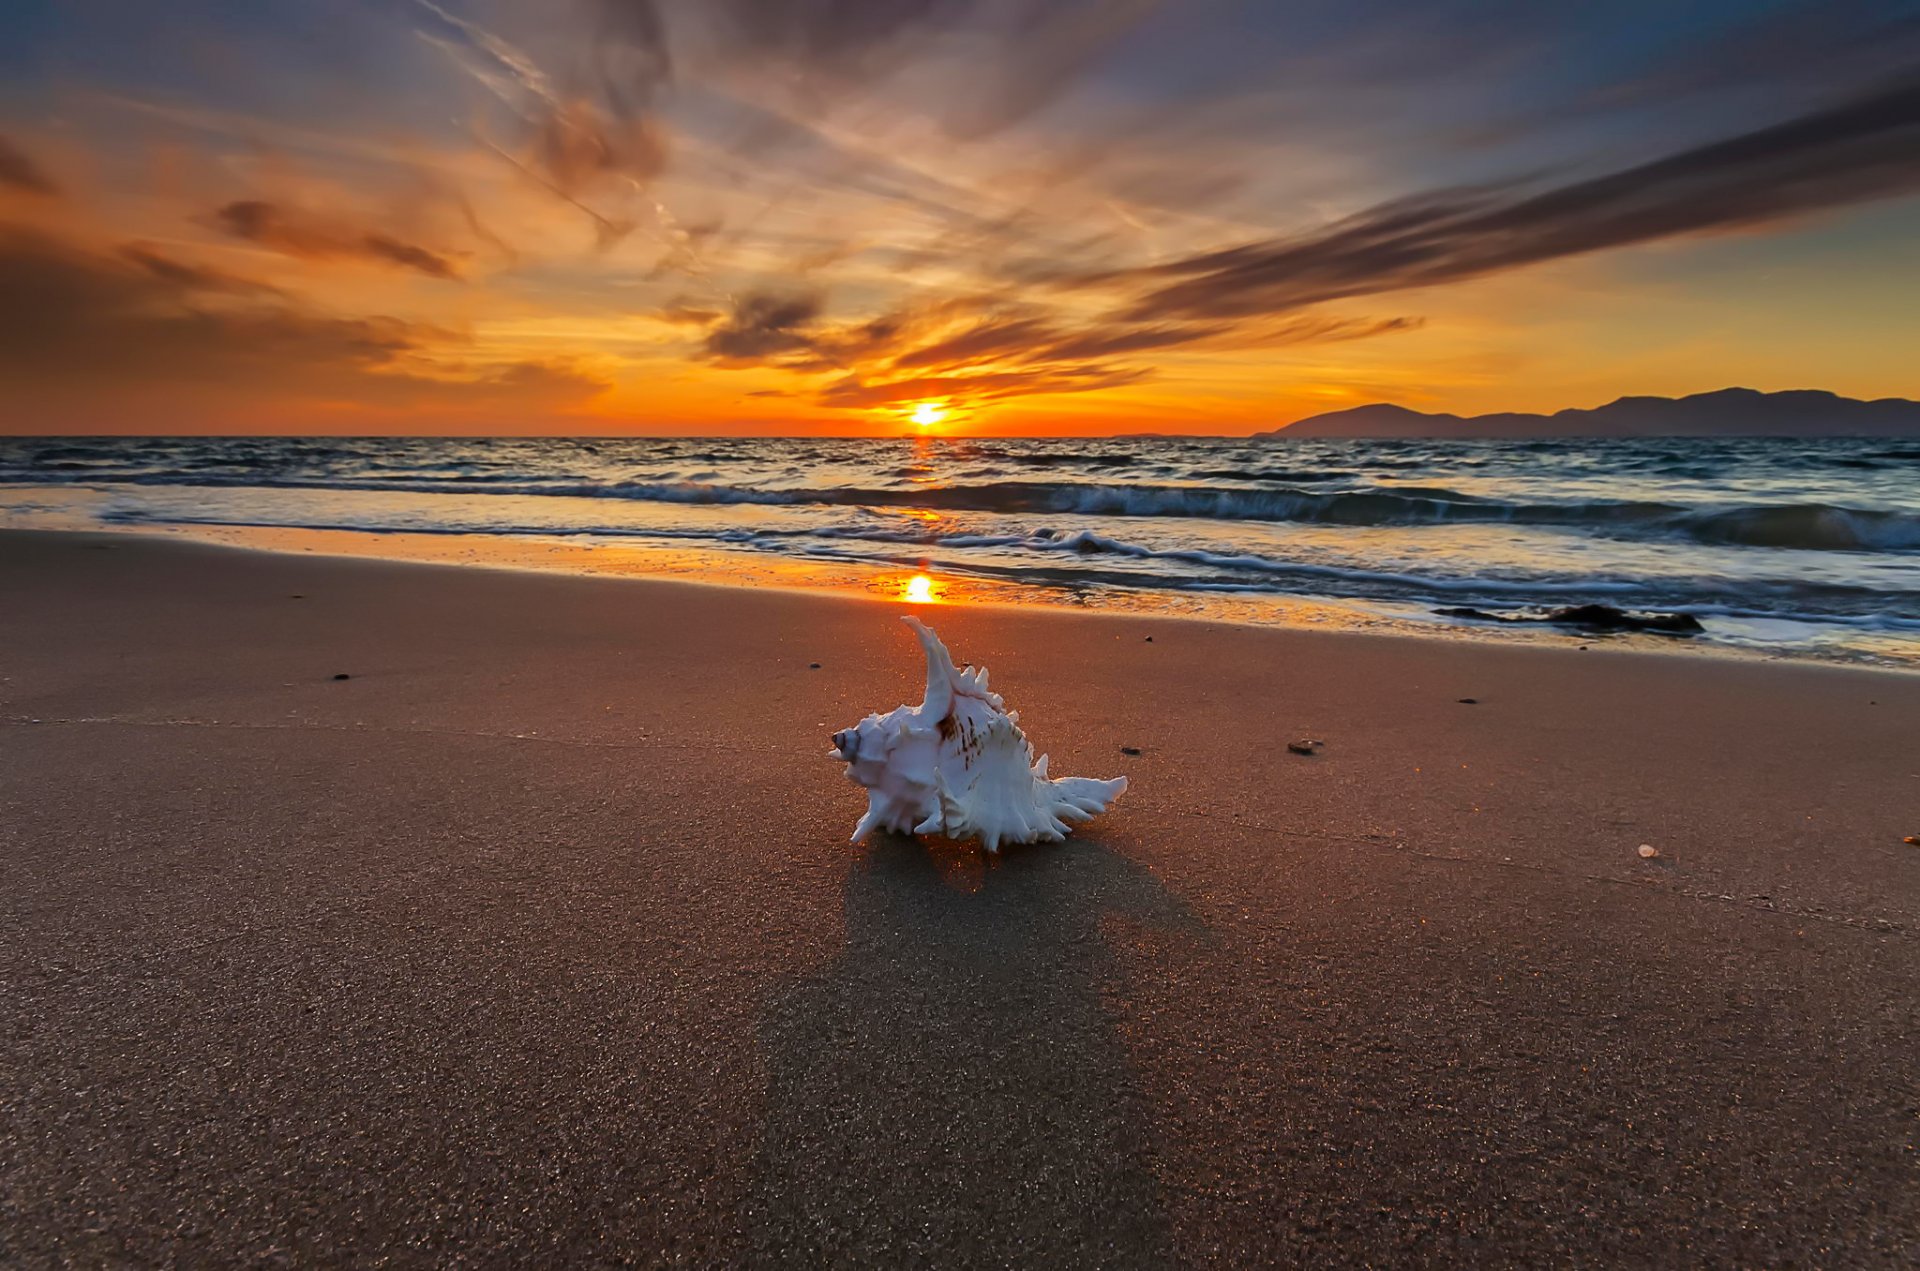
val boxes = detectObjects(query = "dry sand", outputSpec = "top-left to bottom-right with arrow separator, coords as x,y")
3,529 -> 1917,1267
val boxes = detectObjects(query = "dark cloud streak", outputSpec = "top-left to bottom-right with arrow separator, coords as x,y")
702,291 -> 824,361
680,285 -> 1420,412
0,135 -> 59,196
1128,74 -> 1920,321
214,200 -> 464,279
117,244 -> 284,296
0,227 -> 603,416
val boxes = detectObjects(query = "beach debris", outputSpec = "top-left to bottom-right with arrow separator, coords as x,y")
1904,835 -> 1919,846
1287,740 -> 1318,756
1435,604 -> 1704,635
829,617 -> 1127,852
809,662 -> 821,669
1638,844 -> 1661,859
1457,698 -> 1478,704
332,673 -> 351,681
1144,636 -> 1154,642
1120,746 -> 1142,756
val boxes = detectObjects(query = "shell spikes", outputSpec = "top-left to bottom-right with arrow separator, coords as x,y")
828,617 -> 1128,852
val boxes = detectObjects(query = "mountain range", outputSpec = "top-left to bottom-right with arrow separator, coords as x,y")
1265,388 -> 1920,439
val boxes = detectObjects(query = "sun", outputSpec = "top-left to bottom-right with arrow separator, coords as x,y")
903,574 -> 937,604
909,401 -> 947,428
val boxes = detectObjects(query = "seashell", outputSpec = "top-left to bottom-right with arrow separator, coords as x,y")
828,617 -> 1128,852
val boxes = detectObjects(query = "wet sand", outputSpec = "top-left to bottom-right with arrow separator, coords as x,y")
3,529 -> 1917,1267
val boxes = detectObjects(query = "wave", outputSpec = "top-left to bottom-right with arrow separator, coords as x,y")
1674,504 -> 1920,551
39,470 -> 1920,551
9,432 -> 1920,557
99,506 -> 1917,626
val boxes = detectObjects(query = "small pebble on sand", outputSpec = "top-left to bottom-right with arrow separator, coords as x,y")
1458,698 -> 1478,704
1120,746 -> 1142,756
1287,741 -> 1317,756
1638,844 -> 1661,859
332,673 -> 351,681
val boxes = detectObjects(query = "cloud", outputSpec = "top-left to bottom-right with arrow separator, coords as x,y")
419,0 -> 673,245
817,363 -> 1148,410
702,0 -> 974,68
0,226 -> 605,422
1124,74 -> 1920,321
117,244 -> 285,296
678,284 -> 1418,412
419,0 -> 1159,254
695,0 -> 1161,138
887,317 -> 1060,370
1,226 -> 419,380
656,299 -> 723,325
0,136 -> 59,197
701,291 -> 824,362
528,98 -> 670,197
212,200 -> 465,279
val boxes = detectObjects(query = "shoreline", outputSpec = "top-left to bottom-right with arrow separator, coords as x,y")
9,519 -> 1914,675
5,529 -> 1919,1265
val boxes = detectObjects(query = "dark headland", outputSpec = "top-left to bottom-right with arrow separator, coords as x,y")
1266,387 -> 1920,439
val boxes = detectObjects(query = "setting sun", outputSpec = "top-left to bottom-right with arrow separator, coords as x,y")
903,574 -> 937,604
909,402 -> 947,428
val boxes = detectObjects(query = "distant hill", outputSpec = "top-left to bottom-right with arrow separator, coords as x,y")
1265,389 -> 1920,439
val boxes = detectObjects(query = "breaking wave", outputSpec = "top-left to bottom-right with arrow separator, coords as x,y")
11,466 -> 1918,551
5,433 -> 1917,662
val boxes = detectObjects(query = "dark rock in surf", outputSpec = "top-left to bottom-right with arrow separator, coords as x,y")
1435,604 -> 1704,635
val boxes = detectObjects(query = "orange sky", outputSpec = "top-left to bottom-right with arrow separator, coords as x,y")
2,2 -> 1918,436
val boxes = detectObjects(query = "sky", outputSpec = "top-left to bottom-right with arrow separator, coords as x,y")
1,0 -> 1917,436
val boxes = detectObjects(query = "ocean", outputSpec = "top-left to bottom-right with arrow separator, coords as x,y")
4,434 -> 1917,665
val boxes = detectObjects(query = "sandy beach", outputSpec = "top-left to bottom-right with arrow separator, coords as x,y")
3,528 -> 1917,1267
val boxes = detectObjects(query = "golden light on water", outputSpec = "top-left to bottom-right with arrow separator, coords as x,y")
903,573 -> 937,604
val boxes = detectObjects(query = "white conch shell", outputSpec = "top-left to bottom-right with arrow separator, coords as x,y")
828,617 -> 1127,852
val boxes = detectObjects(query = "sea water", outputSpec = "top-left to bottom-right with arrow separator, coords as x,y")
3,434 -> 1916,664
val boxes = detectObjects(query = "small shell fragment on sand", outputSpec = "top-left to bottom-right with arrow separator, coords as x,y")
1905,835 -> 1920,846
1638,844 -> 1661,859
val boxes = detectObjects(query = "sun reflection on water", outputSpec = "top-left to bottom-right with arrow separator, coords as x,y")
902,573 -> 938,604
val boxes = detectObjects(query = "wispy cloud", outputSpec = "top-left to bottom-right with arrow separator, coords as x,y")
212,200 -> 465,280
0,135 -> 59,197
1120,75 -> 1920,321
8,0 -> 1920,429
0,226 -> 605,424
673,284 -> 1420,413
